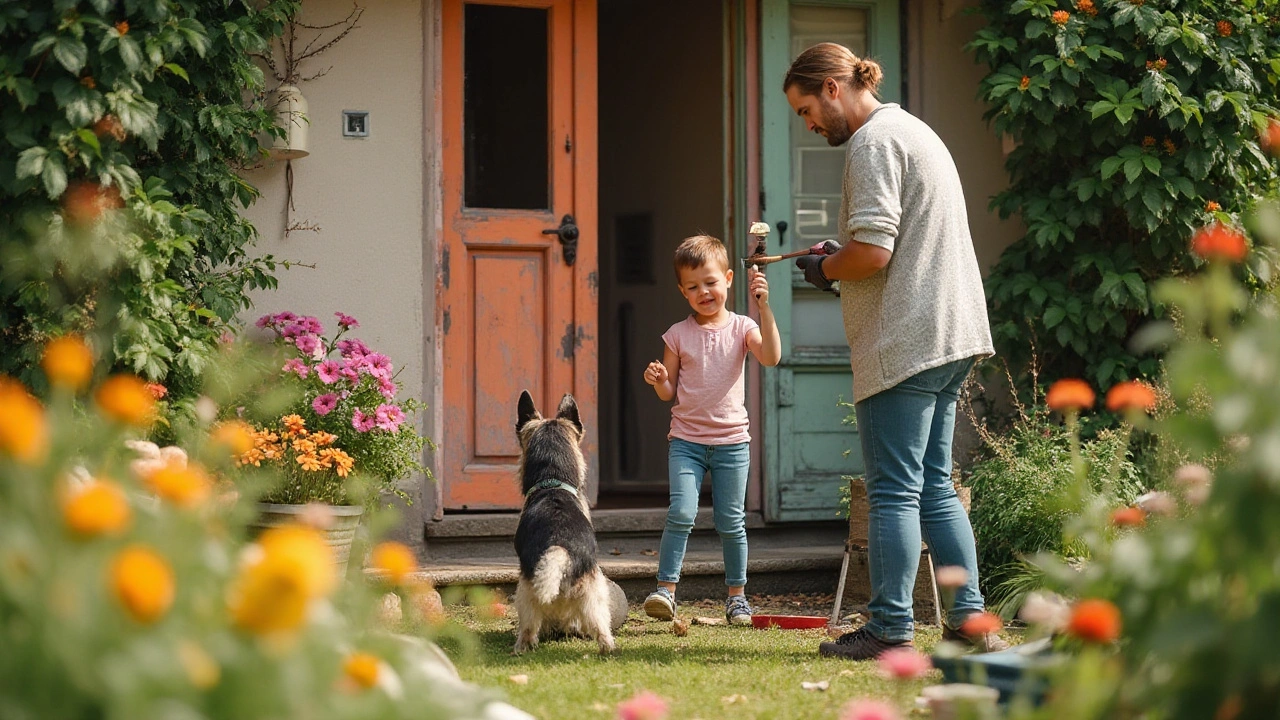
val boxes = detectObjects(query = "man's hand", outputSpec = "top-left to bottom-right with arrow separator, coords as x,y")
643,360 -> 668,386
811,240 -> 841,256
795,255 -> 833,292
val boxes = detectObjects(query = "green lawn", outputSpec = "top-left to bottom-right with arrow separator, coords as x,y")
437,602 -> 951,720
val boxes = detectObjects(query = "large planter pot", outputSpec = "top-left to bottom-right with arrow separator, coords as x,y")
249,502 -> 364,577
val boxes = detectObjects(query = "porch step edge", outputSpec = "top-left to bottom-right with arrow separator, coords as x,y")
426,508 -> 769,538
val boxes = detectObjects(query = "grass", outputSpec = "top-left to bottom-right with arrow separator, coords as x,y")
435,602 -> 949,720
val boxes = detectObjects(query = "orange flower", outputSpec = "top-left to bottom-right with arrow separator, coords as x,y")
296,452 -> 323,472
1141,136 -> 1156,149
95,374 -> 156,426
1019,76 -> 1030,91
210,421 -> 256,455
1110,506 -> 1146,527
319,448 -> 354,477
1191,223 -> 1248,263
311,431 -> 337,447
959,611 -> 1003,636
42,335 -> 94,391
0,376 -> 48,464
1206,200 -> 1221,212
63,479 -> 132,537
92,114 -> 127,141
1144,57 -> 1168,72
1076,0 -> 1098,16
281,414 -> 306,436
1045,378 -> 1095,412
1051,10 -> 1070,24
1216,20 -> 1233,37
142,460 -> 212,508
115,20 -> 129,35
1105,380 -> 1157,414
145,382 -> 167,400
343,652 -> 380,689
229,525 -> 334,634
1262,117 -> 1280,158
372,542 -> 418,584
80,76 -> 96,89
1066,598 -> 1121,643
1162,138 -> 1176,155
62,181 -> 123,225
110,545 -> 175,624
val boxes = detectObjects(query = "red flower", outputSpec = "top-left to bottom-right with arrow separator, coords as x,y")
1190,223 -> 1248,263
1105,380 -> 1156,414
1066,599 -> 1121,643
1205,200 -> 1221,213
1262,117 -> 1280,159
1216,20 -> 1233,37
1046,379 -> 1095,412
1110,506 -> 1146,527
145,383 -> 168,400
959,611 -> 1003,636
63,182 -> 124,226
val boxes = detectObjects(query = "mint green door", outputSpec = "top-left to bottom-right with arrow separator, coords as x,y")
760,0 -> 900,522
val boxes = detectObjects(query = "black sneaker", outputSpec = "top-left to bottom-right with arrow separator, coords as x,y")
942,624 -> 1012,653
818,627 -> 913,660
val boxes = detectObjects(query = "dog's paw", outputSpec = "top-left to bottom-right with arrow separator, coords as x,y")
597,638 -> 617,655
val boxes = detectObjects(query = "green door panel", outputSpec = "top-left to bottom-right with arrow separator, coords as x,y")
761,0 -> 900,522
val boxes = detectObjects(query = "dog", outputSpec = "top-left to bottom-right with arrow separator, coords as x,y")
511,390 -> 616,655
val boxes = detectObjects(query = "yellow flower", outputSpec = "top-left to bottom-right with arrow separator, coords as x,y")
95,374 -> 156,426
0,376 -> 48,464
210,420 -> 256,456
344,652 -> 380,689
110,545 -> 175,624
281,414 -> 306,436
41,335 -> 94,391
371,541 -> 417,584
178,641 -> 220,689
63,478 -> 132,537
229,525 -> 334,635
142,460 -> 212,508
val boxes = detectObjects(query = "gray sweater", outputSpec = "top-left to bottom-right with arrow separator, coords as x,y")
837,103 -> 993,402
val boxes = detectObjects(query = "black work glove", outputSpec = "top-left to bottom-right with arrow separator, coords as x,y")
796,254 -> 834,292
810,240 -> 842,256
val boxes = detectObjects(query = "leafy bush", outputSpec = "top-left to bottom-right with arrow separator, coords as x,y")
964,370 -> 1144,602
1006,201 -> 1280,719
967,0 -> 1280,393
0,0 -> 295,391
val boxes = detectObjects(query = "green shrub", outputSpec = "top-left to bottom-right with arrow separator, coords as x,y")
0,1 -> 296,391
967,0 -> 1280,395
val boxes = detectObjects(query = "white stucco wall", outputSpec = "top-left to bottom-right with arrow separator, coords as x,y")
240,0 -> 431,544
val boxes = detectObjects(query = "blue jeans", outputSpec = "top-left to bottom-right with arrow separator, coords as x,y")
657,439 -> 750,588
857,357 -> 985,641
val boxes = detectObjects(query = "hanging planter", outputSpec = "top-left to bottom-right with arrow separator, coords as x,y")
268,83 -> 310,160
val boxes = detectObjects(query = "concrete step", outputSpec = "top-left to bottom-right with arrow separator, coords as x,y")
412,544 -> 846,602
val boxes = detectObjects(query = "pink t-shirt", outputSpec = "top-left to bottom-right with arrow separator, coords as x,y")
662,313 -> 759,444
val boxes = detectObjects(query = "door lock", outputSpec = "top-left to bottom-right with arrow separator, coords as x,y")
542,214 -> 579,266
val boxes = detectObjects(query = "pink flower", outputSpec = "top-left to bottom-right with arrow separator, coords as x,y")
316,360 -> 343,385
337,338 -> 370,359
281,323 -> 306,339
297,315 -> 324,334
362,352 -> 393,379
378,376 -> 396,399
283,359 -> 309,378
840,699 -> 901,720
340,361 -> 362,384
274,311 -> 297,323
295,335 -> 320,356
934,565 -> 969,589
312,393 -> 338,416
255,314 -> 273,329
616,691 -> 668,720
352,408 -> 378,433
877,647 -> 931,680
335,312 -> 359,329
375,404 -> 405,432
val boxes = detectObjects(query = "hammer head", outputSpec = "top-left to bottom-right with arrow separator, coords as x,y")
748,221 -> 770,237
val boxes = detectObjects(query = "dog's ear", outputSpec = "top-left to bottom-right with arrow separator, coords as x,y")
555,393 -> 582,433
517,390 -> 541,433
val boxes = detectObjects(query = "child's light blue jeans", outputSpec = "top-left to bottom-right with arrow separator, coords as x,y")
657,438 -> 750,588
857,357 -> 986,642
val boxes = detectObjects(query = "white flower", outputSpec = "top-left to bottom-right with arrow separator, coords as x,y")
1019,591 -> 1070,631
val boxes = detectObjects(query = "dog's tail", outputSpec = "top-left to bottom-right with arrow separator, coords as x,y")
531,546 -> 571,604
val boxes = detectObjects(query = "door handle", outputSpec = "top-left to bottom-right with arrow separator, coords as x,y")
776,220 -> 788,247
542,214 -> 579,266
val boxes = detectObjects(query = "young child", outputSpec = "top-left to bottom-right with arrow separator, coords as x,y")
642,234 -> 781,625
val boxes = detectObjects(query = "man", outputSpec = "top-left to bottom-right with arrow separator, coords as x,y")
783,42 -> 1008,660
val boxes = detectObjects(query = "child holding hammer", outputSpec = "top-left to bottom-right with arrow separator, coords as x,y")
641,233 -> 781,624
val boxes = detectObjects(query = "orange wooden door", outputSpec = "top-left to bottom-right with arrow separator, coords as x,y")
440,0 -> 597,510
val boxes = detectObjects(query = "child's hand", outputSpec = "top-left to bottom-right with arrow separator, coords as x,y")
644,360 -> 668,386
749,265 -> 770,305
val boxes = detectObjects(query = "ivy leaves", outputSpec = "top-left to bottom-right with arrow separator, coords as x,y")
969,0 -> 1280,389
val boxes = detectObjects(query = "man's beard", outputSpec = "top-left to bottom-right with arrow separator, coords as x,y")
820,101 -> 852,146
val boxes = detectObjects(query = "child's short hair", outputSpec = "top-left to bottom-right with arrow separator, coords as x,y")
673,235 -> 729,279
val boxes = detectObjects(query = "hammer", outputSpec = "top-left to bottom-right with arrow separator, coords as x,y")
746,222 -> 770,300
740,246 -> 830,268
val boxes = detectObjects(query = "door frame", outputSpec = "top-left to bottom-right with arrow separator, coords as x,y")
759,0 -> 901,522
429,0 -> 598,514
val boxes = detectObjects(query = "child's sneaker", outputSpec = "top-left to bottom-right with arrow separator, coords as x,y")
643,587 -> 676,620
725,595 -> 753,626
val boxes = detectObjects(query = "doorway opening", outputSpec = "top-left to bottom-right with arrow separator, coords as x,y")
596,0 -> 727,509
